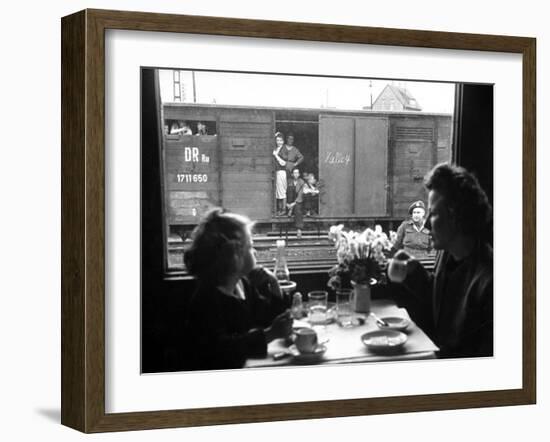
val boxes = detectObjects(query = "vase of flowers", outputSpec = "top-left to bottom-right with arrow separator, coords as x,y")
327,224 -> 393,313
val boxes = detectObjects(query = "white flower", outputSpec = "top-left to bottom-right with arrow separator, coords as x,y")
329,223 -> 391,265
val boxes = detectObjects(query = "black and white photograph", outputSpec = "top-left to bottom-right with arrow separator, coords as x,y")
141,68 -> 494,373
1,0 -> 543,439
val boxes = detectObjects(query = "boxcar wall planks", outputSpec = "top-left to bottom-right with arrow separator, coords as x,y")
162,103 -> 452,232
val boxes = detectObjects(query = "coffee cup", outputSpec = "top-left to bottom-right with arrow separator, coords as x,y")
294,328 -> 318,353
388,258 -> 409,283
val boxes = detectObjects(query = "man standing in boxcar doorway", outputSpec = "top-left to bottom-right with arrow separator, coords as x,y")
282,134 -> 304,178
286,168 -> 305,239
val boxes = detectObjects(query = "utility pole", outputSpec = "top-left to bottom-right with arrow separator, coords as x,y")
192,71 -> 197,103
173,70 -> 181,102
369,80 -> 373,109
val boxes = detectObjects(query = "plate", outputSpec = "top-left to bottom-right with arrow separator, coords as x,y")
361,330 -> 408,353
288,344 -> 327,362
376,316 -> 410,332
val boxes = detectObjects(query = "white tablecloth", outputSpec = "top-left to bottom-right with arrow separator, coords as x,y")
246,299 -> 439,368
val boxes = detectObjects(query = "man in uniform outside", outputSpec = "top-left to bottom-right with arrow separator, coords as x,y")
393,200 -> 432,259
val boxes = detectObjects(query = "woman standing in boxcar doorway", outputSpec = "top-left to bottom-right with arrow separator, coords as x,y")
273,132 -> 288,215
273,132 -> 304,216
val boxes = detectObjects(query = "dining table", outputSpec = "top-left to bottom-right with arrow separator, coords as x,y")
246,298 -> 439,368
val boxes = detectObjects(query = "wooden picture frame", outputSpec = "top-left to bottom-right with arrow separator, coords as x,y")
61,8 -> 536,433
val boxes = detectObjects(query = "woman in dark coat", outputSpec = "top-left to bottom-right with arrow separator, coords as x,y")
182,208 -> 292,370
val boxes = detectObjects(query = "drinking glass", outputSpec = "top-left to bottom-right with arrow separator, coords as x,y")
307,291 -> 328,325
336,289 -> 354,328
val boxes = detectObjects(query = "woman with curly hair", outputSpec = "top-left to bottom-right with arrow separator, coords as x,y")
182,208 -> 292,370
389,163 -> 493,358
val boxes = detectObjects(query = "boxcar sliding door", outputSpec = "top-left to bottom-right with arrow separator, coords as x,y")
318,116 -> 355,217
218,109 -> 273,221
319,114 -> 388,217
354,117 -> 388,216
389,116 -> 437,218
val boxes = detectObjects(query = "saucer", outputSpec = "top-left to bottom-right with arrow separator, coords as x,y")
376,316 -> 411,332
288,344 -> 327,362
361,330 -> 407,353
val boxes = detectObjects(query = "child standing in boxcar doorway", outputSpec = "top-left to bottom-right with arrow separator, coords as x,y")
303,173 -> 320,216
286,168 -> 305,238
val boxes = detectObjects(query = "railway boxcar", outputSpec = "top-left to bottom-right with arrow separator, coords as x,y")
162,103 -> 452,236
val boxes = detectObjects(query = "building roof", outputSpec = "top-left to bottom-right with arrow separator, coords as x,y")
373,84 -> 422,111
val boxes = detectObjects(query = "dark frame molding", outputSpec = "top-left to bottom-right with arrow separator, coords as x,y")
61,9 -> 536,433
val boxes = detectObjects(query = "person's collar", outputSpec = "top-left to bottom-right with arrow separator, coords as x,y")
216,278 -> 245,300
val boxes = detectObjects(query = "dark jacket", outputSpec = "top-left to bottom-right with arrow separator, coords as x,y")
278,145 -> 304,173
182,277 -> 285,370
391,242 -> 493,358
287,177 -> 305,204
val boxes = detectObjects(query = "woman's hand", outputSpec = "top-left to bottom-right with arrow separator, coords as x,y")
248,266 -> 283,301
265,310 -> 293,342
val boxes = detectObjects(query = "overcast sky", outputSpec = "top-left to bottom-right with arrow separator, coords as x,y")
158,69 -> 455,114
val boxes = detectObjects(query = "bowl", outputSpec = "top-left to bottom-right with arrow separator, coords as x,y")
361,330 -> 408,354
376,316 -> 410,332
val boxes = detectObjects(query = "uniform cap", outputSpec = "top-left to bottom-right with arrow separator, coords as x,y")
408,200 -> 426,214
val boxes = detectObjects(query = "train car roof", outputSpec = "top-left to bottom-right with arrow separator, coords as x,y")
162,102 -> 453,118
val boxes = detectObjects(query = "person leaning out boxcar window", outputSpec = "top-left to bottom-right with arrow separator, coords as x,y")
170,120 -> 192,135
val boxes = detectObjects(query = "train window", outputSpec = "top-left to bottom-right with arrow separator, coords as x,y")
164,119 -> 217,137
152,69 -> 460,274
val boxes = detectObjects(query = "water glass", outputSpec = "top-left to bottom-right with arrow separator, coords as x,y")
307,291 -> 328,325
336,289 -> 354,327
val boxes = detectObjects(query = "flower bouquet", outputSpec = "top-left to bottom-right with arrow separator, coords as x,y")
327,224 -> 394,291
